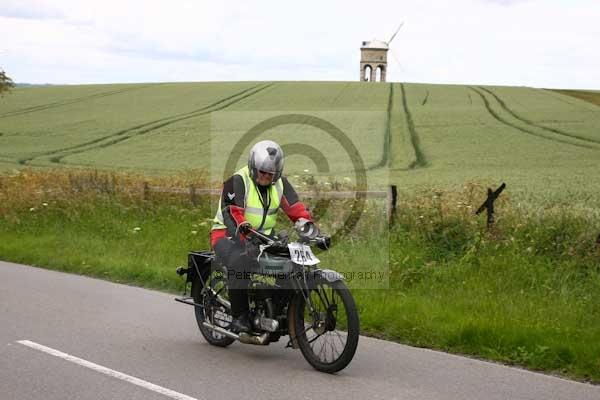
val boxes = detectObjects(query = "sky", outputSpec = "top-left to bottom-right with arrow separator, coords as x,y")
1,0 -> 599,89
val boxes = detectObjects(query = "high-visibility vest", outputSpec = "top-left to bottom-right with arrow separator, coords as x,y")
212,166 -> 284,235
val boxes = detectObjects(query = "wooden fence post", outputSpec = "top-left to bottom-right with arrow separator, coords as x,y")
387,185 -> 397,225
189,184 -> 198,206
475,183 -> 506,229
143,181 -> 149,201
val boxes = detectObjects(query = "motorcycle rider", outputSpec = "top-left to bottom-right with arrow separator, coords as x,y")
211,140 -> 314,333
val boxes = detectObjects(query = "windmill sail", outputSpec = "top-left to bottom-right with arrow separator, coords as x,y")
388,22 -> 405,45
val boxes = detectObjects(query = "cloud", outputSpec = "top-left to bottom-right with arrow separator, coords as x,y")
0,0 -> 63,20
1,0 -> 599,89
482,0 -> 533,5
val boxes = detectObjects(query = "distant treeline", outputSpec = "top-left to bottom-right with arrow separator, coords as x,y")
15,83 -> 56,88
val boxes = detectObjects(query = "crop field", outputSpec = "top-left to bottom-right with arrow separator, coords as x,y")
393,84 -> 600,206
1,81 -> 599,205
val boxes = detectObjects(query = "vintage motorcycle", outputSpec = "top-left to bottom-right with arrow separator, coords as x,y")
175,221 -> 359,373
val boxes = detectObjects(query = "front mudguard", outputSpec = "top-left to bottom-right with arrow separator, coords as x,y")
295,267 -> 345,292
309,268 -> 344,283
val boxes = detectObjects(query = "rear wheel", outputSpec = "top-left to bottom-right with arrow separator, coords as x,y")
192,265 -> 235,347
294,279 -> 359,373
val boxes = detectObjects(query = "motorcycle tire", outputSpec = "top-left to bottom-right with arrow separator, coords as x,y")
294,279 -> 359,373
192,266 -> 235,347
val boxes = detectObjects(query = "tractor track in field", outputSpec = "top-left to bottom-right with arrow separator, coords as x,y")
19,83 -> 274,166
58,136 -> 214,172
0,84 -> 163,119
0,154 -> 22,166
367,83 -> 393,171
478,87 -> 600,145
421,90 -> 429,106
470,87 -> 599,151
400,83 -> 427,169
0,155 -> 17,163
330,82 -> 351,106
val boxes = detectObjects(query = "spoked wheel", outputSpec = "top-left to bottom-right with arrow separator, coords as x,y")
295,279 -> 359,373
192,266 -> 235,347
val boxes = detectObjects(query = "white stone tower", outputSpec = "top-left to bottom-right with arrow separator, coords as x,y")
360,40 -> 388,82
359,23 -> 404,83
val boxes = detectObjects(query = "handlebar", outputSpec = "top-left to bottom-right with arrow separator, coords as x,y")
247,228 -> 277,246
310,235 -> 331,250
246,227 -> 330,250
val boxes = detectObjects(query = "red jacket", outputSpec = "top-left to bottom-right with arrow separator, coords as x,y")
210,175 -> 312,248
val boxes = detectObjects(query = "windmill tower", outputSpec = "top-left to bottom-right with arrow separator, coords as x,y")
360,22 -> 404,82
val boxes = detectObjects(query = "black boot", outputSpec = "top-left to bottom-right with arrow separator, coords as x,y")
230,312 -> 251,333
228,287 -> 250,333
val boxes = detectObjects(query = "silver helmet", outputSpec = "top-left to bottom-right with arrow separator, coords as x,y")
248,140 -> 284,184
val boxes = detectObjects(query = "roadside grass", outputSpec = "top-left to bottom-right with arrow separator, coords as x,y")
1,169 -> 599,382
0,169 -> 213,290
355,185 -> 600,381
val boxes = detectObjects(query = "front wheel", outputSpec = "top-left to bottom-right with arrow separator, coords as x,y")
294,279 -> 359,373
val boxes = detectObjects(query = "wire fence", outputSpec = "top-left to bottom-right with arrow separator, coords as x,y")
143,183 -> 398,224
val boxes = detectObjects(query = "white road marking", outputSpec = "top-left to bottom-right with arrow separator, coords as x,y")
17,340 -> 198,400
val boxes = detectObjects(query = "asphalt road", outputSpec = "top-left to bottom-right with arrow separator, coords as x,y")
1,260 -> 598,400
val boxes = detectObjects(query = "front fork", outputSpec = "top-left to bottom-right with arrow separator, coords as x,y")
293,269 -> 317,316
292,267 -> 341,335
287,271 -> 316,349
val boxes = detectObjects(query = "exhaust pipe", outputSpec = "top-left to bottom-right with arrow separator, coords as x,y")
239,332 -> 270,345
202,321 -> 239,340
201,321 -> 270,345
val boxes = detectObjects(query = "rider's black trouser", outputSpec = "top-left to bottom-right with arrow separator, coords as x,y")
213,238 -> 258,318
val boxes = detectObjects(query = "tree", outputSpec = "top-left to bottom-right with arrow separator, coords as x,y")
1,69 -> 15,96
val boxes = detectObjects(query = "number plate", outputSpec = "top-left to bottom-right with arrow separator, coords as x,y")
287,242 -> 320,265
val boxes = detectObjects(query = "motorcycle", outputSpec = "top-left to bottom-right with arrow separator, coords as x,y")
175,220 -> 360,373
